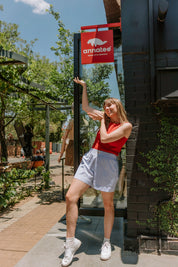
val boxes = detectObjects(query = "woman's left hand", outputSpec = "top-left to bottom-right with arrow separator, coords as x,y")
87,111 -> 104,121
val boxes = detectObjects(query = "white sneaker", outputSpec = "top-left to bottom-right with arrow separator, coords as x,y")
100,241 -> 111,261
62,238 -> 81,266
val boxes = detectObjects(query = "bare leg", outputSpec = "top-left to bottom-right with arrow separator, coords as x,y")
101,191 -> 115,239
65,178 -> 89,238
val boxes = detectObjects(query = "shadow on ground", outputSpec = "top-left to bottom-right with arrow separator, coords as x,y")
57,216 -> 139,265
37,187 -> 65,205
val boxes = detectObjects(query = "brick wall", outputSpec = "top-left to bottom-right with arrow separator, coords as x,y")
121,0 -> 178,252
139,236 -> 178,256
123,54 -> 163,251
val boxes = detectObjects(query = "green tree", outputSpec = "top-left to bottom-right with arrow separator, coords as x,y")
48,5 -> 114,151
82,64 -> 113,107
48,5 -> 113,107
0,4 -> 114,162
0,13 -> 66,161
0,15 -> 30,161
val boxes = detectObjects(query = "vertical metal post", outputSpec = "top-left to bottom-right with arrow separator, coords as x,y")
45,105 -> 50,171
62,158 -> 65,200
149,0 -> 156,102
74,33 -> 81,174
74,33 -> 82,210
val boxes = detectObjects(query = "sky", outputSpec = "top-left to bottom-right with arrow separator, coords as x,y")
0,0 -> 107,61
0,0 -> 119,98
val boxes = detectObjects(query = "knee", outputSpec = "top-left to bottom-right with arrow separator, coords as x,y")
104,201 -> 114,212
65,192 -> 79,205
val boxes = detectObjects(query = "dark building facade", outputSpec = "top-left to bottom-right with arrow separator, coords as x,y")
104,0 -> 178,253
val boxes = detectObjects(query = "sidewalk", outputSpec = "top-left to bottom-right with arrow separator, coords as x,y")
0,154 -> 69,267
0,188 -> 66,267
0,155 -> 177,267
1,194 -> 177,267
14,215 -> 178,267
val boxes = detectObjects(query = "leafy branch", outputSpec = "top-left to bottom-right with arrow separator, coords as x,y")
137,115 -> 178,237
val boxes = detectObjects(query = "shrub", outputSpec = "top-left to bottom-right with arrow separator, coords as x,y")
137,116 -> 178,237
0,168 -> 35,209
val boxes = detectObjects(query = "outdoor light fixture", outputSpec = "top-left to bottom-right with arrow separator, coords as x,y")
158,0 -> 168,23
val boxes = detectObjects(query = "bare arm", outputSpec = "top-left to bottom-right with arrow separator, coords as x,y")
73,77 -> 103,119
100,118 -> 132,143
58,128 -> 70,163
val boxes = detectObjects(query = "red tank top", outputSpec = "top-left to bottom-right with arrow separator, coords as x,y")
92,122 -> 128,156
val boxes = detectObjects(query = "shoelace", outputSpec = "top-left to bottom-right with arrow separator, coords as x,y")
63,246 -> 72,261
101,242 -> 111,251
63,241 -> 73,249
63,242 -> 68,249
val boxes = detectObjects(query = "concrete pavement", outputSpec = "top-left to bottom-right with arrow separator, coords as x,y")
14,215 -> 178,267
0,155 -> 177,267
0,189 -> 177,267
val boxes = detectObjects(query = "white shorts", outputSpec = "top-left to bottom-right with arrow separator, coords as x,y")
74,148 -> 119,192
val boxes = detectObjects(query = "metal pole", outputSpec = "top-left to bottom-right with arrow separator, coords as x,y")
45,105 -> 50,171
148,0 -> 156,102
62,158 -> 65,200
73,33 -> 92,224
74,33 -> 81,173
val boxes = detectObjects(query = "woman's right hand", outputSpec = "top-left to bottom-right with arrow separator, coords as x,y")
73,77 -> 86,86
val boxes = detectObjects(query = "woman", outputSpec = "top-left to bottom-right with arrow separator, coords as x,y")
62,77 -> 132,267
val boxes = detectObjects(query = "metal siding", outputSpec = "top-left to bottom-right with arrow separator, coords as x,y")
121,0 -> 149,53
157,69 -> 178,98
154,0 -> 178,51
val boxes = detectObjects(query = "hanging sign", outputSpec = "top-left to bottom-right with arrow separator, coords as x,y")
81,30 -> 114,64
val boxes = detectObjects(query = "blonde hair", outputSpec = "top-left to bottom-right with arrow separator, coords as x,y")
103,98 -> 128,124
